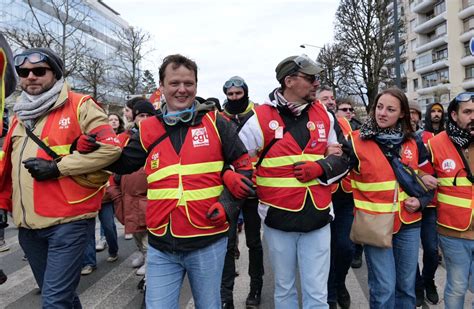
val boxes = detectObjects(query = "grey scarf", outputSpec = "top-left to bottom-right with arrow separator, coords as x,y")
14,79 -> 64,128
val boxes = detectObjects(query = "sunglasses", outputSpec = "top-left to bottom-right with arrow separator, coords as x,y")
338,107 -> 354,112
291,73 -> 320,84
16,67 -> 52,78
224,78 -> 245,89
455,92 -> 474,103
14,52 -> 49,67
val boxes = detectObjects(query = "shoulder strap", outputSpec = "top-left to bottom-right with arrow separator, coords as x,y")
146,132 -> 169,153
24,127 -> 60,160
235,110 -> 255,134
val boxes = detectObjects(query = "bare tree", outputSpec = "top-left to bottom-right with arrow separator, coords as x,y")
317,43 -> 354,97
114,27 -> 152,95
3,0 -> 92,77
334,0 -> 396,111
76,57 -> 109,102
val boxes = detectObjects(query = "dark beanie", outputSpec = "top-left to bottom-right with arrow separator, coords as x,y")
16,47 -> 64,80
132,100 -> 156,120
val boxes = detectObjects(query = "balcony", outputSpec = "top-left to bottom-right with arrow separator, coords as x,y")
461,55 -> 474,66
417,81 -> 450,95
462,78 -> 474,89
414,13 -> 446,34
413,0 -> 437,14
459,5 -> 474,20
415,35 -> 447,54
416,59 -> 448,75
460,29 -> 474,43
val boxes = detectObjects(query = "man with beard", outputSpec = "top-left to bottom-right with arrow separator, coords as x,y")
220,76 -> 263,309
424,102 -> 445,135
239,55 -> 350,308
0,47 -> 121,307
409,101 -> 440,306
428,92 -> 474,308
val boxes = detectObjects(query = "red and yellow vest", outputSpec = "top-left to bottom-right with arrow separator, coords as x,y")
331,117 -> 353,193
139,111 -> 229,238
0,92 -> 109,217
429,131 -> 473,231
254,103 -> 332,211
350,131 -> 422,233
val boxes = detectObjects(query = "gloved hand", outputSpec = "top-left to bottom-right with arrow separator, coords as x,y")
294,161 -> 323,183
206,202 -> 227,226
23,158 -> 60,181
222,170 -> 255,199
71,134 -> 99,154
0,209 -> 8,229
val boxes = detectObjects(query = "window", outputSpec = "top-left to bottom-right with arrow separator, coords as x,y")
435,23 -> 447,36
413,78 -> 419,90
464,17 -> 474,32
434,1 -> 446,15
410,38 -> 416,52
412,59 -> 416,71
466,65 -> 474,79
433,46 -> 448,62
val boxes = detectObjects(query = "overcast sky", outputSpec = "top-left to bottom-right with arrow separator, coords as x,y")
108,0 -> 339,104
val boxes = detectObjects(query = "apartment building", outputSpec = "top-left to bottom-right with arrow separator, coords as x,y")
390,0 -> 474,115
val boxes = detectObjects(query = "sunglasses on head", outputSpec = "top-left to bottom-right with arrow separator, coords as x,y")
224,78 -> 245,89
14,52 -> 49,67
16,67 -> 52,78
338,107 -> 354,112
455,92 -> 474,103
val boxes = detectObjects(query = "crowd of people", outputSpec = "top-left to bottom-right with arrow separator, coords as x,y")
1,33 -> 474,309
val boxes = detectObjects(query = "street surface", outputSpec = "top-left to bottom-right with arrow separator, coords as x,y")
1,221 -> 472,308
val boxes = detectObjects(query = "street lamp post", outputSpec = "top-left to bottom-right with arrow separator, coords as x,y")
300,43 -> 324,50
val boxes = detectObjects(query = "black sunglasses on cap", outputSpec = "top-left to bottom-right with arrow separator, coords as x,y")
16,67 -> 52,78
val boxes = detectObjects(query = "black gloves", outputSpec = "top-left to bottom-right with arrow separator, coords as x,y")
23,158 -> 60,181
0,209 -> 8,229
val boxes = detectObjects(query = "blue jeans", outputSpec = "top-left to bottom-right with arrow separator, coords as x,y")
264,223 -> 331,309
415,208 -> 438,289
83,202 -> 118,267
364,226 -> 420,309
328,203 -> 355,302
19,218 -> 94,308
439,235 -> 474,309
146,237 -> 227,309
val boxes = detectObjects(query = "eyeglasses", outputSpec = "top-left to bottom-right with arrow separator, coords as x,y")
224,78 -> 245,89
455,92 -> 474,103
14,52 -> 49,67
338,107 -> 354,112
16,67 -> 52,78
291,73 -> 320,84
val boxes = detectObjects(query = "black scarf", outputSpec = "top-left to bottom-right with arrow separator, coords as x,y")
224,96 -> 249,115
446,120 -> 473,149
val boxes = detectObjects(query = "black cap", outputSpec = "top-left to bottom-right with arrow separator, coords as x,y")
16,47 -> 64,80
132,100 -> 156,120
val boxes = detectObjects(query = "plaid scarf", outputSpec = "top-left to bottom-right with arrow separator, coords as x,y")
272,88 -> 309,117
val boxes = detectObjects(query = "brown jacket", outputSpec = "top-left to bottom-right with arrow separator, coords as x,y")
2,83 -> 121,229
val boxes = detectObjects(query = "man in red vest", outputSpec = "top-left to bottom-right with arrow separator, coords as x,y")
428,92 -> 474,308
239,54 -> 351,308
105,54 -> 253,308
0,47 -> 121,307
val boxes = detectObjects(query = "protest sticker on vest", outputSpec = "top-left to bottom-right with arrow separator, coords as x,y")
441,159 -> 456,172
192,127 -> 209,147
150,151 -> 159,169
316,121 -> 326,142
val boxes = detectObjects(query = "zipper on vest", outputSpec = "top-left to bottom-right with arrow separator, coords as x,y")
19,128 -> 33,229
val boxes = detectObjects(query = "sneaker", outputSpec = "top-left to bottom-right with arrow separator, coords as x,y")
416,286 -> 424,307
131,253 -> 145,268
245,288 -> 261,307
221,301 -> 234,309
81,265 -> 96,276
95,237 -> 107,252
137,277 -> 146,291
328,301 -> 337,309
124,233 -> 133,240
106,254 -> 118,263
337,284 -> 351,309
0,240 -> 9,252
136,262 -> 146,276
425,280 -> 439,304
0,269 -> 7,285
351,254 -> 362,269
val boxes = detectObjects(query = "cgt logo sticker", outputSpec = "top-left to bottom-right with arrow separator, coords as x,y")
192,127 -> 209,147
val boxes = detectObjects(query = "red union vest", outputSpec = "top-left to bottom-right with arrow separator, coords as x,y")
255,103 -> 332,211
2,92 -> 109,217
139,111 -> 228,238
350,131 -> 422,233
429,132 -> 473,231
